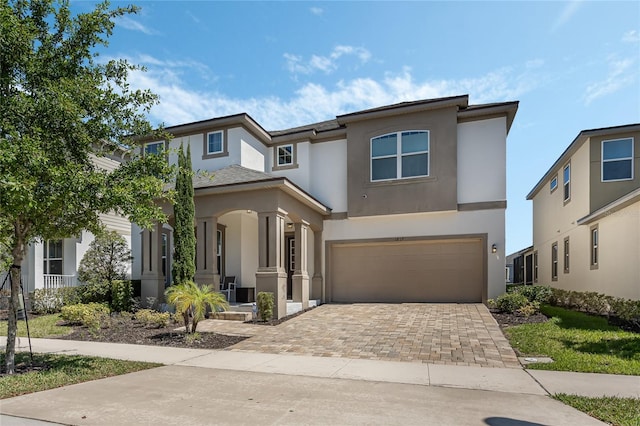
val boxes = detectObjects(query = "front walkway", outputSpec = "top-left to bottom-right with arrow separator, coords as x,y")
223,303 -> 521,368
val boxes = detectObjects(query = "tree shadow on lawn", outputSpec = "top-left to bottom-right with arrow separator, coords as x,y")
0,352 -> 97,375
542,306 -> 629,333
560,337 -> 640,360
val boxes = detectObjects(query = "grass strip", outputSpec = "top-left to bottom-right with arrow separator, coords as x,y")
0,314 -> 72,338
0,352 -> 159,399
504,305 -> 640,375
554,394 -> 640,426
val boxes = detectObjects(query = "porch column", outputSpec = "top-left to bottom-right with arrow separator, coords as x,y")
141,222 -> 165,307
311,229 -> 323,301
292,221 -> 310,309
255,210 -> 287,319
194,216 -> 219,286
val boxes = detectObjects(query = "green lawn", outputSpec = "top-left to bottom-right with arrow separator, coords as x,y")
504,305 -> 640,375
0,352 -> 159,399
554,394 -> 640,426
0,314 -> 72,338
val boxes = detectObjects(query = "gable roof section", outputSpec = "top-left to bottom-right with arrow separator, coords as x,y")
526,123 -> 640,200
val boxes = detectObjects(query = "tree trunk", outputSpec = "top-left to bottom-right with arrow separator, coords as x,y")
5,234 -> 26,375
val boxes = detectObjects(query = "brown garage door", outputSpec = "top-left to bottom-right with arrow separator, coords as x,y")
329,238 -> 484,303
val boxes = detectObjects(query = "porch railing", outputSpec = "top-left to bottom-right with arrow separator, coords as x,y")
43,274 -> 77,291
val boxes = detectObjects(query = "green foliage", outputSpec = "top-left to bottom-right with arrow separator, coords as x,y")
257,292 -> 275,321
495,292 -> 529,313
549,288 -> 640,324
30,287 -> 83,314
514,285 -> 552,304
171,143 -> 196,285
60,303 -> 110,333
78,231 -> 131,288
110,280 -> 133,312
0,0 -> 175,373
505,305 -> 640,375
516,301 -> 540,317
165,281 -> 228,333
77,281 -> 111,305
135,309 -> 170,328
185,332 -> 202,345
553,394 -> 640,426
0,314 -> 71,338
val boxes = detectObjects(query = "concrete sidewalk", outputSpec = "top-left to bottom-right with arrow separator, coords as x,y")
2,337 -> 638,398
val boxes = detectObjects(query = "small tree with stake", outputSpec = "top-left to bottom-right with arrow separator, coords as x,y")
0,0 -> 174,374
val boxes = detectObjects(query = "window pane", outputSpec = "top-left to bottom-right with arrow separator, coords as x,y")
603,160 -> 632,180
401,153 -> 428,177
278,145 -> 293,165
401,131 -> 428,154
603,139 -> 632,160
49,240 -> 62,258
49,260 -> 63,275
372,157 -> 397,180
372,134 -> 397,157
563,165 -> 570,182
208,132 -> 222,153
550,177 -> 557,191
564,183 -> 570,201
145,142 -> 163,155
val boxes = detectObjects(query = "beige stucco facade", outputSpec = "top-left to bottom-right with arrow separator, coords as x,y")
528,124 -> 640,300
133,96 -> 518,317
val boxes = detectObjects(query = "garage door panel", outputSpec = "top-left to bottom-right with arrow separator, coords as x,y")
330,238 -> 484,303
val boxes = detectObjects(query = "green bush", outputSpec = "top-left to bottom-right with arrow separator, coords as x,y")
110,280 -> 133,313
31,289 -> 64,314
516,301 -> 540,317
60,303 -> 110,333
77,280 -> 111,305
549,288 -> 640,324
135,309 -> 170,328
256,291 -> 274,321
496,292 -> 529,313
516,285 -> 552,304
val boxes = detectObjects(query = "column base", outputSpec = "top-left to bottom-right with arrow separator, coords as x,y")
311,274 -> 323,301
292,273 -> 310,309
141,277 -> 165,308
255,269 -> 288,319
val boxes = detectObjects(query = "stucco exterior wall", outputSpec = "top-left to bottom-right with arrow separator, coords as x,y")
270,141 -> 312,192
322,208 -> 506,299
310,139 -> 348,212
457,117 -> 507,204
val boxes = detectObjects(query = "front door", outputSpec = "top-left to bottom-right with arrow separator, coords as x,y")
285,235 -> 295,299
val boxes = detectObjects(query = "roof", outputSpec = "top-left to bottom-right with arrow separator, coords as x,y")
577,187 -> 640,225
192,164 -> 276,188
526,123 -> 640,200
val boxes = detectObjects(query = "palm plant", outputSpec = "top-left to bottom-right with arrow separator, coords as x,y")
165,281 -> 229,333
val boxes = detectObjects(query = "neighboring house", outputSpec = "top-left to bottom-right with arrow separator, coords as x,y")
506,245 -> 534,285
6,154 -> 132,294
526,124 -> 640,300
133,94 -> 518,318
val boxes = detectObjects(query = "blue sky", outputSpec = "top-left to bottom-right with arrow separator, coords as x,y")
75,0 -> 639,253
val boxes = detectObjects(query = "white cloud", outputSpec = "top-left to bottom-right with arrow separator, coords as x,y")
622,30 -> 640,43
114,16 -> 157,35
124,62 -> 540,130
551,1 -> 583,32
584,57 -> 636,105
310,7 -> 323,16
284,45 -> 372,75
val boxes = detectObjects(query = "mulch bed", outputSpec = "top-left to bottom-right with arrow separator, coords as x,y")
57,314 -> 248,349
490,309 -> 550,328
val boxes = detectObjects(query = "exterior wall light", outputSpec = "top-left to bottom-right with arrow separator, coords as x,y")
491,244 -> 497,254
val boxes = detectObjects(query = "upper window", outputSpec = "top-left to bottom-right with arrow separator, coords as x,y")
144,141 -> 164,156
563,163 -> 571,202
207,131 -> 224,155
550,176 -> 558,192
602,138 -> 634,182
277,144 -> 294,166
371,131 -> 429,181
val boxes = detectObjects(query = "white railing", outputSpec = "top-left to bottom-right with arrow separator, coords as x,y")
43,274 -> 77,290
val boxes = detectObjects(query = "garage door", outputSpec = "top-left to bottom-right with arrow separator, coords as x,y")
329,238 -> 484,303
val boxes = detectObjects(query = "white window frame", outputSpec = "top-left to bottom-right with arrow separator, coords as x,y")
370,130 -> 430,182
144,141 -> 164,156
563,163 -> 571,202
206,131 -> 224,155
601,138 -> 634,182
43,239 -> 63,275
551,242 -> 558,281
591,226 -> 599,269
550,176 -> 558,192
277,144 -> 294,166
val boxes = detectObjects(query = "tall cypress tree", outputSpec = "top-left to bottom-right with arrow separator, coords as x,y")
171,143 -> 196,284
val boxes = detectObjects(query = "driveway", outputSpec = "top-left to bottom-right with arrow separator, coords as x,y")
226,303 -> 521,368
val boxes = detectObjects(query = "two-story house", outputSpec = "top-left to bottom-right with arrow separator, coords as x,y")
133,95 -> 518,318
526,124 -> 640,300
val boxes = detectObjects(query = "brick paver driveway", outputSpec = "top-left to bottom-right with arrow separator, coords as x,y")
227,304 -> 521,368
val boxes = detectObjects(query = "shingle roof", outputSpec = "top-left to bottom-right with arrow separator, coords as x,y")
192,164 -> 277,189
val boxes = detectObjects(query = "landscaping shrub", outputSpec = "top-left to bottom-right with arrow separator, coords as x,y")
495,292 -> 529,314
110,280 -> 133,313
135,309 -> 170,328
549,288 -> 640,328
516,285 -> 552,304
77,280 -> 111,305
60,303 -> 110,333
256,291 -> 274,321
31,289 -> 64,314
